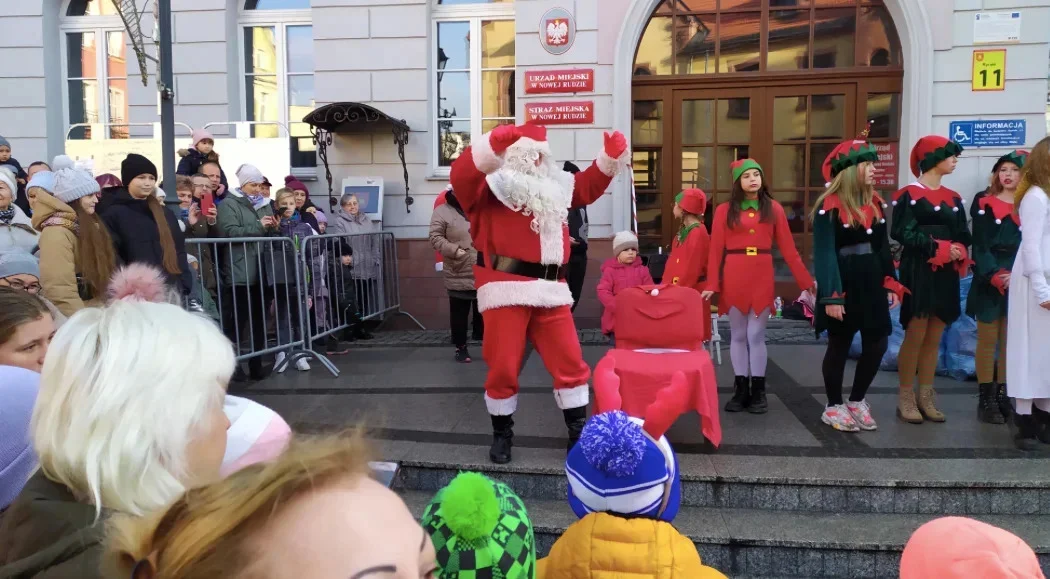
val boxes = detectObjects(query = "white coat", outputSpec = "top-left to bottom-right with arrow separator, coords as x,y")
1007,186 -> 1050,401
0,205 -> 39,254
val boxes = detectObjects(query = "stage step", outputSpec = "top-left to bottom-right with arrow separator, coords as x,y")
402,490 -> 1050,578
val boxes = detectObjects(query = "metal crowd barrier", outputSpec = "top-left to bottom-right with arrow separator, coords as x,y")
186,231 -> 423,379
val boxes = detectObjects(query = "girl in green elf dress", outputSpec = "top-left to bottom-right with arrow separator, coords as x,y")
967,149 -> 1026,425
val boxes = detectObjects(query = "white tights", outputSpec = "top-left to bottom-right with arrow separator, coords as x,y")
1013,398 -> 1050,416
729,307 -> 770,377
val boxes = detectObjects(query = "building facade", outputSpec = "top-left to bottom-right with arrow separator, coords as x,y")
0,0 -> 1047,329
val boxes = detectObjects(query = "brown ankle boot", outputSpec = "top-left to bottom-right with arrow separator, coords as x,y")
917,385 -> 946,422
897,387 -> 923,424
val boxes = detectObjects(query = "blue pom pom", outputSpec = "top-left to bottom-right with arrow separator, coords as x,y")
579,410 -> 646,478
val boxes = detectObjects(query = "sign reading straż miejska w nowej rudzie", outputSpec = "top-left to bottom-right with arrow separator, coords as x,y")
524,69 -> 595,94
524,101 -> 595,125
948,120 -> 1026,148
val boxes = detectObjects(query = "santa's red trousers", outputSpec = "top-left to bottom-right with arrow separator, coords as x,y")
481,304 -> 591,415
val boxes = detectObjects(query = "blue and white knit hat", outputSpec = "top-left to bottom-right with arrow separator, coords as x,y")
566,410 -> 682,522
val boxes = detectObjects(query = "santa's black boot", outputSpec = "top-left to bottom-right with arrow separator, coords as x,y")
996,383 -> 1013,420
748,377 -> 769,414
563,406 -> 589,453
489,414 -> 514,464
724,376 -> 750,412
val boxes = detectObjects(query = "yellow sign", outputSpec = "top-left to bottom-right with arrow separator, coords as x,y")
972,49 -> 1006,91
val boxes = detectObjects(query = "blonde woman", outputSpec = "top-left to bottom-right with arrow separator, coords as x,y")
104,433 -> 439,579
0,299 -> 233,577
811,138 -> 907,432
1008,136 -> 1050,450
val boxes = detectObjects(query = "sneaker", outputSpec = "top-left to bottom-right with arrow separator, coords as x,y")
846,400 -> 878,431
187,298 -> 204,313
455,347 -> 472,363
821,404 -> 860,432
295,357 -> 311,372
275,352 -> 287,374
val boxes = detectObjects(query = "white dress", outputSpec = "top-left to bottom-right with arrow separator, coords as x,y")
1007,186 -> 1050,401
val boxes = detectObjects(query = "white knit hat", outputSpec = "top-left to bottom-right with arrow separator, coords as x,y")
235,164 -> 265,187
613,230 -> 639,256
0,167 -> 15,199
53,166 -> 100,204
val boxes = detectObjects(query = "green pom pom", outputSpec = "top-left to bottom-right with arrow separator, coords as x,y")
437,472 -> 499,542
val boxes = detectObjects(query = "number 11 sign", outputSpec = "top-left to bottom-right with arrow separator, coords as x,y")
972,49 -> 1006,92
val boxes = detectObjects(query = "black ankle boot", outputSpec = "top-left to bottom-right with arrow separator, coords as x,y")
996,383 -> 1013,419
563,406 -> 589,453
724,376 -> 750,412
748,377 -> 768,414
1033,408 -> 1050,444
489,414 -> 514,464
978,383 -> 1006,424
1013,413 -> 1041,451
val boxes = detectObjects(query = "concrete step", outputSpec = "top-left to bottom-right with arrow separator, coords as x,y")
402,490 -> 1050,578
387,441 -> 1050,516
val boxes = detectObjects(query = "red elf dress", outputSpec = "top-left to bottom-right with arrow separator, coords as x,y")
663,188 -> 712,341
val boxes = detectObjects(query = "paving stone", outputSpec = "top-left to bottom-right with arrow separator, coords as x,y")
799,486 -> 824,511
799,550 -> 824,577
752,484 -> 777,509
1041,490 -> 1050,514
1019,490 -> 1042,515
849,551 -> 877,578
968,489 -> 992,514
943,489 -> 968,515
824,550 -> 849,578
992,489 -> 1019,514
745,546 -> 773,576
773,485 -> 801,511
875,551 -> 902,578
870,488 -> 895,514
917,488 -> 945,514
824,487 -> 848,511
847,488 -> 874,512
771,547 -> 800,576
683,481 -> 715,507
893,488 -> 919,514
731,483 -> 756,508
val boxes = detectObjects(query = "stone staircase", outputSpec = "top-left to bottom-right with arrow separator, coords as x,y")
390,443 -> 1050,578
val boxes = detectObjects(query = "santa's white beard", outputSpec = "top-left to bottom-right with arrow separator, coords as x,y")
487,145 -> 575,264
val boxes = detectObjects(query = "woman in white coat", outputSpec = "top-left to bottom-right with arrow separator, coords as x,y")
1007,136 -> 1050,450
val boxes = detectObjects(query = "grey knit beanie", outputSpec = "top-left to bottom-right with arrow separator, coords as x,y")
0,135 -> 10,149
0,249 -> 39,280
53,166 -> 100,205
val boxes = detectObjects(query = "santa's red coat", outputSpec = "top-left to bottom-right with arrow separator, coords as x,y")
449,138 -> 619,312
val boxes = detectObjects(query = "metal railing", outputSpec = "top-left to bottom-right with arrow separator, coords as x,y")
186,231 -> 423,379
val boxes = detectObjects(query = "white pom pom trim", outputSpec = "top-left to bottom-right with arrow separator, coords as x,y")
818,209 -> 826,215
866,228 -> 873,235
952,206 -> 959,212
996,218 -> 1002,225
892,200 -> 898,206
910,200 -> 917,205
978,209 -> 986,215
880,218 -> 886,224
882,203 -> 888,208
843,223 -> 851,228
934,205 -> 941,211
651,288 -> 660,297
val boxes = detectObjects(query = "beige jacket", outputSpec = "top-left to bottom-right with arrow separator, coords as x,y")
31,193 -> 101,317
429,201 -> 476,293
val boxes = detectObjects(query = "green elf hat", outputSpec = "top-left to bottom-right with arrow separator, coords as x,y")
910,135 -> 964,177
421,472 -> 536,579
675,188 -> 707,215
822,140 -> 879,186
993,149 -> 1029,173
730,158 -> 762,182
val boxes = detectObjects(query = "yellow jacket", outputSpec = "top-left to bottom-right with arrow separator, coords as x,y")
536,512 -> 727,579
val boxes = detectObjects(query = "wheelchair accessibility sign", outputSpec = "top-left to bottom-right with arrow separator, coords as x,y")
948,119 -> 1025,148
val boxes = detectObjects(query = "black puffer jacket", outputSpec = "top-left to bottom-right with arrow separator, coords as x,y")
97,188 -> 193,295
176,148 -> 228,189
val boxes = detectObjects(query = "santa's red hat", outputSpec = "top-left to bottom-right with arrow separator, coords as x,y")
822,140 -> 879,184
675,188 -> 707,216
517,123 -> 547,143
910,135 -> 963,177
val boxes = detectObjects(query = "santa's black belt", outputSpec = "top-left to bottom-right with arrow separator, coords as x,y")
726,248 -> 771,256
477,252 -> 566,282
838,242 -> 873,257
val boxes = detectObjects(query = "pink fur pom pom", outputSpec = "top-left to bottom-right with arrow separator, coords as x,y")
107,264 -> 171,303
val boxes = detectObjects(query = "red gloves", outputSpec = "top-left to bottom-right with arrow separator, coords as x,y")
489,124 -> 522,156
928,239 -> 953,270
990,269 -> 1009,295
883,277 -> 911,302
604,131 -> 628,159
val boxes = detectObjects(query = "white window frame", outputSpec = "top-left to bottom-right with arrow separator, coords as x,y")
430,1 -> 515,177
59,3 -> 128,140
238,7 -> 315,172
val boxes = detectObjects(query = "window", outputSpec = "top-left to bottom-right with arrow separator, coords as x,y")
433,2 -> 515,170
634,0 -> 900,77
61,2 -> 129,139
242,4 -> 315,170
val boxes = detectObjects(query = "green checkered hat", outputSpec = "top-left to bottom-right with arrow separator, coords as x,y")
422,472 -> 536,579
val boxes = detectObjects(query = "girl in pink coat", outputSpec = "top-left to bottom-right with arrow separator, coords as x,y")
597,231 -> 654,345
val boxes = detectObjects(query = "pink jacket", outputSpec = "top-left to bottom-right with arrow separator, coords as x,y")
597,257 -> 654,335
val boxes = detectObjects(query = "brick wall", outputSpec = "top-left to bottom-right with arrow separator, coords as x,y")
389,238 -> 613,331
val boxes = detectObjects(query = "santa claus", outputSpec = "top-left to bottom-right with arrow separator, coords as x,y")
450,123 -> 629,464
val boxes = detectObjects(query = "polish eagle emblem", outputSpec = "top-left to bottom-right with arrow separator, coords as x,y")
546,18 -> 569,46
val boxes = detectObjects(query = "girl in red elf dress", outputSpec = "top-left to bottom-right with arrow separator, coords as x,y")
663,188 -> 712,342
703,159 -> 815,414
891,136 -> 971,424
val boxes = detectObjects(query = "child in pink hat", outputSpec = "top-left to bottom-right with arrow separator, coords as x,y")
901,517 -> 1044,578
177,128 -> 228,190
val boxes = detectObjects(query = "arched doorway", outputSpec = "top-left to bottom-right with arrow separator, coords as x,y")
628,0 -> 905,284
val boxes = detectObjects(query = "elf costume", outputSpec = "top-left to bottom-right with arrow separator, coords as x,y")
422,472 -> 536,578
813,138 -> 909,432
891,135 -> 972,424
707,158 -> 814,415
538,385 -> 726,579
663,188 -> 712,341
967,149 -> 1026,425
